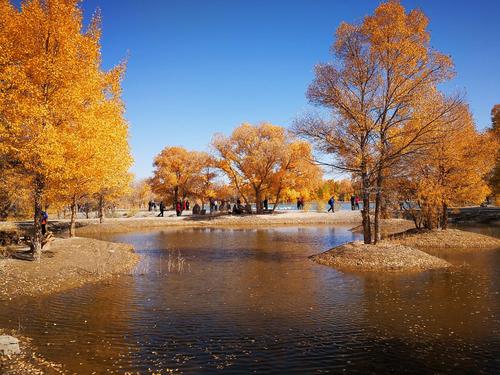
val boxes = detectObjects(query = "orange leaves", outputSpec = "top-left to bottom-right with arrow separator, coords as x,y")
150,147 -> 212,203
212,123 -> 322,209
0,0 -> 132,211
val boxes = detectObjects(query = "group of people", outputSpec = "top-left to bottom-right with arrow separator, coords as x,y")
150,195 -> 363,216
155,199 -> 190,217
350,195 -> 360,210
326,195 -> 360,213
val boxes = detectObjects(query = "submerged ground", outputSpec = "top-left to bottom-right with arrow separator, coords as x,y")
1,224 -> 499,374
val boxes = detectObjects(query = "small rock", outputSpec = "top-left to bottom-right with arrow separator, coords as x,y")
0,335 -> 21,355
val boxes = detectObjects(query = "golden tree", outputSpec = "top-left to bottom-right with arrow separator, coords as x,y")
191,153 -> 218,209
398,105 -> 495,228
295,1 -> 460,243
269,141 -> 322,211
150,147 -> 205,208
213,123 -> 321,213
489,104 -> 500,204
0,0 -> 131,252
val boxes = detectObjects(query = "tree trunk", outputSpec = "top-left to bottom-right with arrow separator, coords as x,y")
32,176 -> 44,261
272,186 -> 282,213
255,189 -> 262,214
98,194 -> 104,224
374,172 -> 384,244
441,202 -> 448,230
173,186 -> 179,209
361,167 -> 372,244
69,195 -> 77,237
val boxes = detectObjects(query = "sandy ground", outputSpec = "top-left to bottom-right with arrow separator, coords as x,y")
0,237 -> 139,300
311,241 -> 451,272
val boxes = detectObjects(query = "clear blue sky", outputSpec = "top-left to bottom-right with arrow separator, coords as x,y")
77,0 -> 499,179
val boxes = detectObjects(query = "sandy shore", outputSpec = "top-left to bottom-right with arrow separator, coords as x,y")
0,237 -> 139,300
311,241 -> 451,272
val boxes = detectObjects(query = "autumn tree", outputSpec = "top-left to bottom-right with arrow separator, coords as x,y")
213,123 -> 321,214
397,105 -> 496,229
270,141 -> 322,211
191,153 -> 218,209
150,147 -> 206,208
317,179 -> 354,202
0,0 -> 131,251
294,1 -> 460,243
488,104 -> 500,204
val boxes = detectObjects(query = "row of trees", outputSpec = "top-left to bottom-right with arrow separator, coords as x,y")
294,1 -> 497,244
149,123 -> 326,214
0,0 -> 132,258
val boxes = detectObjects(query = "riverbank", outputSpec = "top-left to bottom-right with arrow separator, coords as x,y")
0,237 -> 139,300
312,220 -> 500,272
311,241 -> 451,272
390,228 -> 500,249
47,210 -> 364,235
0,330 -> 64,375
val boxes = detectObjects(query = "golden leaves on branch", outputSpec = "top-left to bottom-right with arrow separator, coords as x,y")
212,123 -> 322,212
0,0 -> 132,233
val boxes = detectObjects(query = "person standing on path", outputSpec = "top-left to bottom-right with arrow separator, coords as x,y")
355,196 -> 360,210
350,195 -> 355,210
40,210 -> 48,235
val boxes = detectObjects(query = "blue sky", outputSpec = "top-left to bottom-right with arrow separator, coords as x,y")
75,1 -> 499,178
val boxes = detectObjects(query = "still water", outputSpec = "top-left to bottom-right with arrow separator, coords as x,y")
1,225 -> 499,374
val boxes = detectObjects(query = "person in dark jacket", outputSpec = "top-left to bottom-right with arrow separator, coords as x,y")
40,210 -> 48,235
158,201 -> 165,217
327,196 -> 335,213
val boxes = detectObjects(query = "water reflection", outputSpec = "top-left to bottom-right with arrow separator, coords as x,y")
0,225 -> 498,373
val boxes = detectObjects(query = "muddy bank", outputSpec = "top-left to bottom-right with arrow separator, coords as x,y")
311,241 -> 451,272
0,237 -> 139,300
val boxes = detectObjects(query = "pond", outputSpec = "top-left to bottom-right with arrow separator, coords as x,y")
1,225 -> 499,374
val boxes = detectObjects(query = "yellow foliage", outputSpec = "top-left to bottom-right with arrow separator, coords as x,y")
213,123 -> 322,212
0,0 -> 132,241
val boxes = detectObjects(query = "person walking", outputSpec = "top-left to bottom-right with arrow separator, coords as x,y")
355,196 -> 360,210
350,195 -> 355,210
327,196 -> 335,213
158,201 -> 165,217
176,201 -> 182,216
